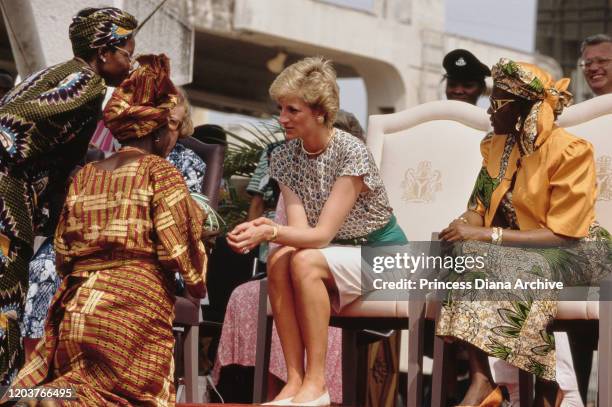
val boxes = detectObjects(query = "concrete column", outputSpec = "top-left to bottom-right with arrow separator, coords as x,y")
0,0 -> 45,77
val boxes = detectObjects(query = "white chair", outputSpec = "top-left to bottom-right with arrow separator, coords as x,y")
558,93 -> 612,231
550,93 -> 612,407
367,100 -> 488,242
367,100 -> 490,407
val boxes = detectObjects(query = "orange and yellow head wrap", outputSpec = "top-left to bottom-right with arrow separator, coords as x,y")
491,58 -> 573,154
103,54 -> 177,142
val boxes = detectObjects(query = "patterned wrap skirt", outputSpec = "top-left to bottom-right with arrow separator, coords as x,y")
436,224 -> 611,381
11,258 -> 178,406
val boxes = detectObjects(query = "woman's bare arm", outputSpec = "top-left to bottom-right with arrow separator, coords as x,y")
227,176 -> 364,251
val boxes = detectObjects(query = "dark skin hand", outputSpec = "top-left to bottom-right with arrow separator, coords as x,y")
439,214 -> 575,247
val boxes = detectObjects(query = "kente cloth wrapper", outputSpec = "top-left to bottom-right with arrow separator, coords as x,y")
103,54 -> 177,141
9,155 -> 207,405
491,58 -> 573,155
69,7 -> 137,58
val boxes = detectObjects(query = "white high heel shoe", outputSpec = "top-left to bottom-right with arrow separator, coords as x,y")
262,397 -> 295,405
289,391 -> 331,406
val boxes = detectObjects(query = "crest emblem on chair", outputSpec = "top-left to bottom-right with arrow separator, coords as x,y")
596,155 -> 612,201
401,161 -> 442,203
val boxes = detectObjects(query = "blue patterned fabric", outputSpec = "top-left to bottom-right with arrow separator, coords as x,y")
20,239 -> 59,339
167,143 -> 206,194
167,143 -> 207,294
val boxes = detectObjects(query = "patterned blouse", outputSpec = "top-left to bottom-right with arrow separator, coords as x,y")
269,128 -> 393,240
0,58 -> 106,237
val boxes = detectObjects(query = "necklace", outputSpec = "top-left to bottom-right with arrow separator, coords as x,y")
119,146 -> 148,155
300,129 -> 335,156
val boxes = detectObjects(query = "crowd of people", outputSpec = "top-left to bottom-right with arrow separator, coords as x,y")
0,4 -> 609,407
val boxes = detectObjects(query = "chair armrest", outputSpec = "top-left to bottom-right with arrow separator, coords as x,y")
174,296 -> 202,326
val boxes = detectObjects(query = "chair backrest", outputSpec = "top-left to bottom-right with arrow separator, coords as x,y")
367,101 -> 490,241
366,96 -> 612,239
178,137 -> 226,209
557,93 -> 612,231
366,100 -> 489,241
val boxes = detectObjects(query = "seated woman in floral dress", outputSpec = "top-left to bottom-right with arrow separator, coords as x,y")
437,59 -> 611,407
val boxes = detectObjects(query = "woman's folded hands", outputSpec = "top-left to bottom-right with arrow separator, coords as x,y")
227,217 -> 276,254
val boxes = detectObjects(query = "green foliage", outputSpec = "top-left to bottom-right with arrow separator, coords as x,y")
222,121 -> 283,177
491,301 -> 531,339
217,120 -> 284,230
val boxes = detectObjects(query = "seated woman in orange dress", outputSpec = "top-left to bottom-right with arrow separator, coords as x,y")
437,59 -> 610,407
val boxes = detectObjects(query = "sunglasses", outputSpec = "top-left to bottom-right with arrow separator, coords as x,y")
489,98 -> 515,113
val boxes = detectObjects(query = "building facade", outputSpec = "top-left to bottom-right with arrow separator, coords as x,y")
0,0 -> 556,120
536,0 -> 612,100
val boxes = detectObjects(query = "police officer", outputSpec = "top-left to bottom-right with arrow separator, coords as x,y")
443,49 -> 490,105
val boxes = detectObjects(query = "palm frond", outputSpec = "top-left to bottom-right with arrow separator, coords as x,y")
221,120 -> 284,178
216,119 -> 285,229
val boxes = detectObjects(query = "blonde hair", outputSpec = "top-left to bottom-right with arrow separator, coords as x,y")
269,56 -> 339,127
175,87 -> 194,138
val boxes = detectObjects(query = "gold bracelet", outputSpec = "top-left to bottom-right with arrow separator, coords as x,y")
269,225 -> 279,242
491,227 -> 503,245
